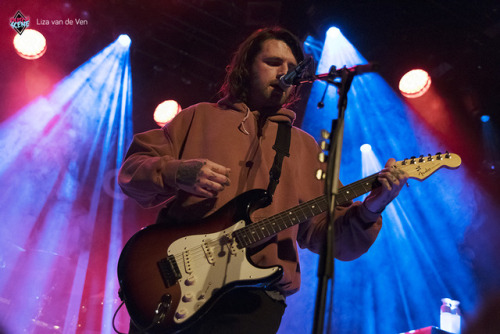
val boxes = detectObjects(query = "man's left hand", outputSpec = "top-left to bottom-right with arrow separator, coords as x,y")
363,158 -> 409,213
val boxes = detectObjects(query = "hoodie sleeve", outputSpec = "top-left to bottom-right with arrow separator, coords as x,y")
297,202 -> 382,261
118,108 -> 195,207
294,130 -> 382,261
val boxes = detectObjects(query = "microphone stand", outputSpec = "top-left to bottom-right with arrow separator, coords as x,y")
308,65 -> 356,334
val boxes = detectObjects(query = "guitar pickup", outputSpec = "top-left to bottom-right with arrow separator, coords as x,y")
158,255 -> 181,288
183,250 -> 193,274
202,242 -> 215,264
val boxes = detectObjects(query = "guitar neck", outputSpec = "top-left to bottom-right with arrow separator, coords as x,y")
233,173 -> 381,248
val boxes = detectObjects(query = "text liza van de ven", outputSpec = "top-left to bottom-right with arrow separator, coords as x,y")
36,18 -> 88,26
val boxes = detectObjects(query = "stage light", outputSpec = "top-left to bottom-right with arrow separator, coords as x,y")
0,34 -> 132,333
154,100 -> 181,127
481,115 -> 490,123
360,143 -> 372,152
326,27 -> 341,39
117,34 -> 131,47
399,69 -> 431,98
296,28 -> 478,334
13,29 -> 47,60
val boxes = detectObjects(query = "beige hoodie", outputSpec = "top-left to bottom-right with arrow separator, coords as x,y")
118,98 -> 382,295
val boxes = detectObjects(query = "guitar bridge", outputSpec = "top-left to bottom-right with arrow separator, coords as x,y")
157,255 -> 181,288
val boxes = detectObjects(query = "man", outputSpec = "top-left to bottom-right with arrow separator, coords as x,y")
118,27 -> 408,333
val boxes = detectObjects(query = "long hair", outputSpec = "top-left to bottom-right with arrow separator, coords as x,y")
219,27 -> 305,106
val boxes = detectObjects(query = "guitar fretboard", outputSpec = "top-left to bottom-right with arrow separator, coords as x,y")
233,173 -> 381,248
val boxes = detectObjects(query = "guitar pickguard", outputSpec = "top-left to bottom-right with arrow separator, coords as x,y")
167,220 -> 280,324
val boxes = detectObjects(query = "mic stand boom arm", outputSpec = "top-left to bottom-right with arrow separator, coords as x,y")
312,65 -> 355,334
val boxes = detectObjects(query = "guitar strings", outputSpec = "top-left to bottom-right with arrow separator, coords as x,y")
168,175 -> 381,268
169,159 -> 437,269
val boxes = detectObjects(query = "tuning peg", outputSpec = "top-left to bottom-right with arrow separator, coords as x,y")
402,158 -> 408,165
318,152 -> 327,163
316,169 -> 326,180
427,153 -> 433,161
410,156 -> 416,164
436,152 -> 442,160
419,155 -> 424,162
320,129 -> 330,140
445,151 -> 451,158
320,140 -> 329,151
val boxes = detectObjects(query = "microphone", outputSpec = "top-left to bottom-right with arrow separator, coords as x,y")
279,57 -> 312,90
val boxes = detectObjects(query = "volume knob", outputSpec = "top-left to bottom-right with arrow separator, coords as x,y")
175,308 -> 188,319
182,292 -> 194,302
185,275 -> 196,286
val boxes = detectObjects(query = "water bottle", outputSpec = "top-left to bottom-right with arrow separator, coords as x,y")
440,298 -> 461,334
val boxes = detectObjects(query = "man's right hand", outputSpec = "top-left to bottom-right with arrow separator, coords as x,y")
175,159 -> 231,198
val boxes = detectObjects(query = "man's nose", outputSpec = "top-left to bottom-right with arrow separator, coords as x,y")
277,64 -> 289,78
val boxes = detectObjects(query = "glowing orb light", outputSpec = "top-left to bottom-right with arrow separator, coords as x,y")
327,27 -> 341,39
360,144 -> 372,152
399,69 -> 431,98
481,115 -> 490,123
13,29 -> 47,60
117,34 -> 131,47
154,100 -> 181,127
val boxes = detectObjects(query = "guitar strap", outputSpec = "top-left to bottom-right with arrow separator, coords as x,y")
265,122 -> 291,203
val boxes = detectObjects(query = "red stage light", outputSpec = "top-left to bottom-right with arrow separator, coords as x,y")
399,69 -> 431,98
13,29 -> 47,60
154,100 -> 181,127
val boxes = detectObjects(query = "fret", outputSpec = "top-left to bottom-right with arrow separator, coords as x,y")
256,224 -> 269,239
360,181 -> 371,192
279,213 -> 288,227
243,233 -> 253,248
311,202 -> 321,216
264,224 -> 273,237
285,212 -> 295,227
305,202 -> 318,216
356,184 -> 367,194
248,228 -> 258,243
254,225 -> 266,239
346,187 -> 358,199
260,224 -> 272,238
305,204 -> 316,219
317,197 -> 328,212
272,220 -> 280,233
296,206 -> 308,222
281,213 -> 289,227
274,213 -> 287,230
337,191 -> 350,204
234,231 -> 249,248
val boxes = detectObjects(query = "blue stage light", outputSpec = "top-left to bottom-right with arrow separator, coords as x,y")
117,34 -> 131,47
279,26 -> 482,334
326,26 -> 341,39
360,143 -> 372,152
0,35 -> 133,333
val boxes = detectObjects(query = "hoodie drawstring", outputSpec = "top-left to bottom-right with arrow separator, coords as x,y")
238,107 -> 250,135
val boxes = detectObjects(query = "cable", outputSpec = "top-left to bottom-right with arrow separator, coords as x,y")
112,301 -> 127,334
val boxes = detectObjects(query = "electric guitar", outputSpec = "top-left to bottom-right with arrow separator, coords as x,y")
117,153 -> 461,333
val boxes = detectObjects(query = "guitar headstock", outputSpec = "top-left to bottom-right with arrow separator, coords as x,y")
396,152 -> 462,181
